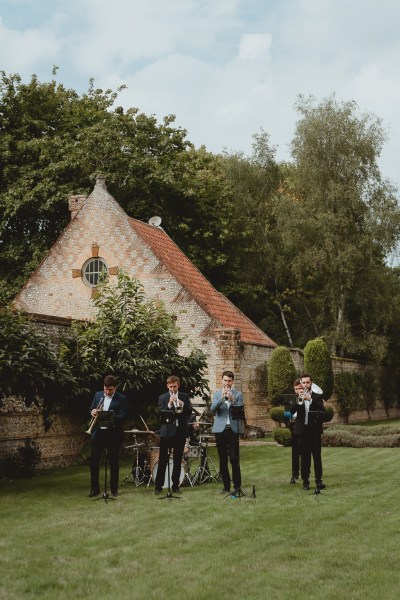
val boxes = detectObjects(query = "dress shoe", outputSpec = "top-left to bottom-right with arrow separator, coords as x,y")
221,487 -> 230,494
154,488 -> 162,495
290,477 -> 297,484
172,486 -> 180,494
88,490 -> 100,498
303,481 -> 310,491
111,491 -> 119,498
316,481 -> 326,490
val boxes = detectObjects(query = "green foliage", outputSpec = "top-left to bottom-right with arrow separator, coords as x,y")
66,271 -> 209,408
303,337 -> 334,399
272,427 -> 292,446
323,424 -> 400,447
334,371 -> 361,423
0,72 -> 231,304
0,438 -> 42,478
357,370 -> 379,419
267,346 -> 297,406
0,307 -> 75,406
322,404 -> 335,423
269,406 -> 285,423
288,94 -> 400,360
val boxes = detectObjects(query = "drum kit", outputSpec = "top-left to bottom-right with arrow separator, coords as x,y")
122,421 -> 221,488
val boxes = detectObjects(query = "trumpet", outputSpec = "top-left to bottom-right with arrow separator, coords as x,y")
296,386 -> 310,405
86,399 -> 104,434
170,392 -> 184,414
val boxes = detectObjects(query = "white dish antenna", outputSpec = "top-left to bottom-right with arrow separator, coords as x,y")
148,216 -> 162,227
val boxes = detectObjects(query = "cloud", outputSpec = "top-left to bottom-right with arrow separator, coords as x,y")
1,0 -> 400,186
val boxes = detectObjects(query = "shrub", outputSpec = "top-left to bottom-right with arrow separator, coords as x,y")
334,371 -> 360,423
303,337 -> 334,399
267,346 -> 297,406
270,406 -> 285,424
322,404 -> 334,423
272,427 -> 292,446
357,370 -> 379,420
0,438 -> 42,478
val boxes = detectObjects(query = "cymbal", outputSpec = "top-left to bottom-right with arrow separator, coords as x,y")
124,428 -> 154,434
125,443 -> 145,449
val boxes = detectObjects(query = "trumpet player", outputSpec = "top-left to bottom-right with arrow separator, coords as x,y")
89,375 -> 128,498
211,370 -> 244,496
292,374 -> 325,491
154,375 -> 193,494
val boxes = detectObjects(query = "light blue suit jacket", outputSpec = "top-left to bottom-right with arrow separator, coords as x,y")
211,388 -> 245,434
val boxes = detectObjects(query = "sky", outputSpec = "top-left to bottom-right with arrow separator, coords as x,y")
1,0 -> 400,189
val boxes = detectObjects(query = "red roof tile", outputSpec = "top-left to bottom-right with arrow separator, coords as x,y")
129,218 -> 276,347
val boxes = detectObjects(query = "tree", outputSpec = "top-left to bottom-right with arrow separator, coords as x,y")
65,271 -> 209,419
286,94 -> 400,359
0,308 -> 75,413
267,346 -> 297,406
303,337 -> 334,399
220,132 -> 299,345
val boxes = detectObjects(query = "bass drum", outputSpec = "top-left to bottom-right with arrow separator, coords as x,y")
151,459 -> 185,487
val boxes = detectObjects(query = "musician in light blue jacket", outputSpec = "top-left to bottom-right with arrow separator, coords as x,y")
211,370 -> 244,494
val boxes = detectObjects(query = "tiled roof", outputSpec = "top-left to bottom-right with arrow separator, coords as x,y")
129,218 -> 276,348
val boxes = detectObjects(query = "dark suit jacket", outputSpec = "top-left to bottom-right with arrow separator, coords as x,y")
158,391 -> 192,438
293,392 -> 325,436
89,390 -> 128,439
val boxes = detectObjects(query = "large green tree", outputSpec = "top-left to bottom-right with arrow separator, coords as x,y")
65,271 -> 209,422
284,94 -> 400,359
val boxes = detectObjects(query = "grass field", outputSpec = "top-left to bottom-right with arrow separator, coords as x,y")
0,444 -> 399,600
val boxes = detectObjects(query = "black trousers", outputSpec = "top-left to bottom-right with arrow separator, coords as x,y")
90,430 -> 122,494
291,433 -> 300,478
215,428 -> 241,491
298,429 -> 323,483
155,430 -> 186,489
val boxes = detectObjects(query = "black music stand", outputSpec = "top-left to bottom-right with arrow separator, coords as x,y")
94,410 -> 115,503
224,404 -> 246,499
158,409 -> 181,500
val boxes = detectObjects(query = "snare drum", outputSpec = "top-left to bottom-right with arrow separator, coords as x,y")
186,445 -> 200,459
151,459 -> 185,487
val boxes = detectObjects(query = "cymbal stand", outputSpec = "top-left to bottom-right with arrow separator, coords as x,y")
122,434 -> 146,487
192,431 -> 221,485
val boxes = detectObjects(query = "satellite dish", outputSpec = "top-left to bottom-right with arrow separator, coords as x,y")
148,216 -> 162,227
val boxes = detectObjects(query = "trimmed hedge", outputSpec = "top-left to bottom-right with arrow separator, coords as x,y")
303,337 -> 334,399
272,427 -> 292,446
267,346 -> 297,406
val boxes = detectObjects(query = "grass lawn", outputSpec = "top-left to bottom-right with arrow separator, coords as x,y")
0,444 -> 399,600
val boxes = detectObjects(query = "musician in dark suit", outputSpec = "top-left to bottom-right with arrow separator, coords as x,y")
154,375 -> 192,494
89,375 -> 128,498
293,374 -> 325,491
211,370 -> 244,495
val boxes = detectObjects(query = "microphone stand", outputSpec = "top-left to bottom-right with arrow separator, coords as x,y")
158,409 -> 181,500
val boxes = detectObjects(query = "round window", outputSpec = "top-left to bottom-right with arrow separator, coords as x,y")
82,258 -> 108,287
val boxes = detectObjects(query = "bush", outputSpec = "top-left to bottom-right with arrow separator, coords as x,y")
303,337 -> 334,399
270,406 -> 285,424
0,438 -> 42,478
322,404 -> 334,423
267,346 -> 297,406
334,371 -> 360,423
272,427 -> 292,446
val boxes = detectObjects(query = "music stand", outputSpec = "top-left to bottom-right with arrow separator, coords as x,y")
94,410 -> 115,502
158,409 -> 181,500
224,404 -> 246,499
